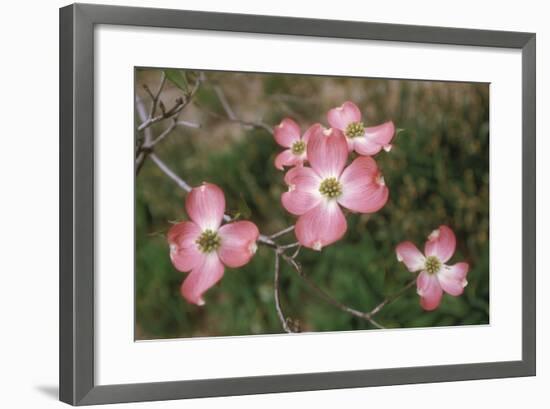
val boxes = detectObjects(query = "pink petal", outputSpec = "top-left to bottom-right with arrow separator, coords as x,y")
438,262 -> 469,296
295,201 -> 347,250
307,127 -> 348,178
354,121 -> 395,156
274,149 -> 303,170
301,123 -> 322,145
327,101 -> 362,130
282,189 -> 322,216
274,118 -> 301,148
416,271 -> 443,311
282,167 -> 322,215
218,221 -> 260,268
424,225 -> 456,263
284,166 -> 322,191
395,241 -> 426,272
345,137 -> 355,152
186,183 -> 226,230
338,157 -> 388,213
181,253 -> 224,306
167,221 -> 204,272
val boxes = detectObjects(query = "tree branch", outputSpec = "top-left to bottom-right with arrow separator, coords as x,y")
273,251 -> 293,333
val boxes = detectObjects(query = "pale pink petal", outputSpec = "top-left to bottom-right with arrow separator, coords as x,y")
438,262 -> 469,296
301,123 -> 322,145
282,189 -> 322,216
274,149 -> 302,170
181,253 -> 224,305
284,166 -> 322,192
345,137 -> 355,152
274,118 -> 301,148
339,156 -> 379,185
307,127 -> 348,178
218,221 -> 260,268
338,157 -> 388,213
186,183 -> 225,230
353,137 -> 385,156
327,101 -> 362,130
354,121 -> 395,156
416,271 -> 443,311
167,221 -> 204,272
295,201 -> 347,250
282,166 -> 322,215
425,225 -> 456,263
395,241 -> 426,272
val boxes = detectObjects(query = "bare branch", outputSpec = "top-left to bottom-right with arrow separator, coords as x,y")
367,279 -> 416,317
149,153 -> 192,193
177,120 -> 201,129
273,252 -> 293,333
269,225 -> 295,239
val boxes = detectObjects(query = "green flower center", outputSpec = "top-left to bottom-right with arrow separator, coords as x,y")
291,140 -> 306,155
319,177 -> 342,199
345,121 -> 365,138
196,229 -> 221,253
425,256 -> 441,275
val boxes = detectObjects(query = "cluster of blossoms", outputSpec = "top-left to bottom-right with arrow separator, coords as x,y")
274,101 -> 395,250
167,101 -> 469,311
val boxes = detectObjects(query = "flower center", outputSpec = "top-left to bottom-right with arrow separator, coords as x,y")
425,256 -> 441,275
319,177 -> 342,199
195,229 -> 221,253
291,140 -> 306,155
345,121 -> 365,138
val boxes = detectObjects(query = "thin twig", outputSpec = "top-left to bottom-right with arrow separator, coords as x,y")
149,72 -> 166,118
269,226 -> 295,239
273,252 -> 293,333
279,242 -> 300,250
367,279 -> 416,317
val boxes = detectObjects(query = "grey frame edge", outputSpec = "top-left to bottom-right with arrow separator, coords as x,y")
59,2 -> 536,406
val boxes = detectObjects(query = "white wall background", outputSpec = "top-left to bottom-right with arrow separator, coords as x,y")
0,0 -> 546,408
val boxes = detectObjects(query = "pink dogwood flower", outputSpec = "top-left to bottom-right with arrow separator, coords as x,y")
167,183 -> 259,305
327,101 -> 395,155
396,225 -> 469,311
282,126 -> 388,250
273,118 -> 316,170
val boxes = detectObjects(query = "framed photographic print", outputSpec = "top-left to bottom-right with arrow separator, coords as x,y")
59,3 -> 536,405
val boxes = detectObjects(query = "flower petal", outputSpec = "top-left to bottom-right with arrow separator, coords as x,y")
274,118 -> 301,147
416,271 -> 443,311
425,225 -> 456,263
181,253 -> 224,306
284,165 -> 322,190
301,123 -> 322,145
282,189 -> 322,216
167,221 -> 204,272
186,183 -> 226,230
295,201 -> 347,250
338,157 -> 388,213
353,121 -> 395,156
438,262 -> 469,296
218,221 -> 260,268
307,127 -> 348,178
275,149 -> 303,170
396,241 -> 426,272
327,101 -> 362,130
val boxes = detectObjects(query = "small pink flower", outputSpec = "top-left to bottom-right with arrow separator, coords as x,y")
282,126 -> 388,251
273,118 -> 316,170
327,101 -> 395,155
167,183 -> 259,305
396,225 -> 470,311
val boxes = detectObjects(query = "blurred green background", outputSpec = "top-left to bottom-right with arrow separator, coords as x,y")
135,68 -> 489,340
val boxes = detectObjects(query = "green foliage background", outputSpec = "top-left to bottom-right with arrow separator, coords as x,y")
135,68 -> 489,339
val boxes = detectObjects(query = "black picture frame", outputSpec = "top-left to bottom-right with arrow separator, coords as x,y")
59,3 -> 536,405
